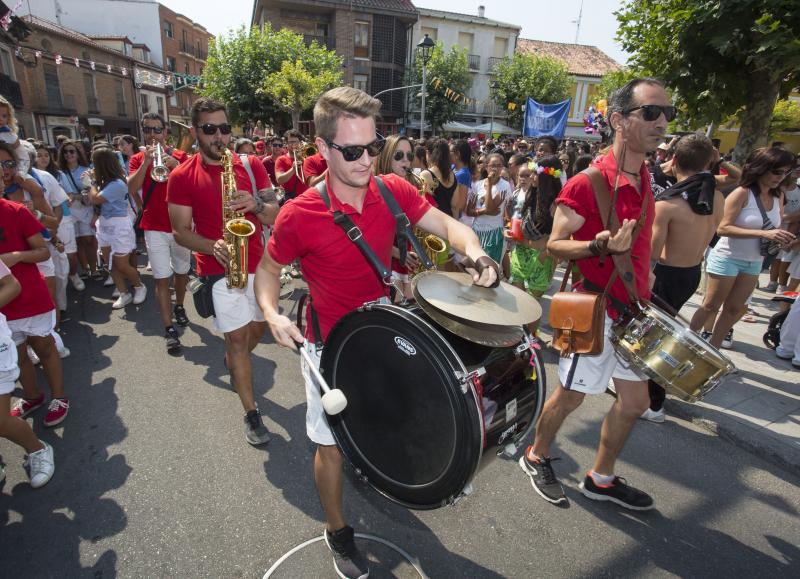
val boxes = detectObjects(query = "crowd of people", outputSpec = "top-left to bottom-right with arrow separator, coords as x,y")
0,79 -> 799,578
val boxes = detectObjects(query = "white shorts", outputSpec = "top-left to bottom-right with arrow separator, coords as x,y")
8,310 -> 56,346
144,230 -> 191,279
48,243 -> 69,280
58,217 -> 77,253
558,314 -> 648,394
788,254 -> 800,280
36,257 -> 55,278
97,216 -> 136,256
778,249 -> 798,263
74,219 -> 95,238
0,326 -> 19,396
211,276 -> 265,333
301,342 -> 336,446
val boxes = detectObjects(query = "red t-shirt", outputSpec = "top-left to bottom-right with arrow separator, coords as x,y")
275,154 -> 304,199
0,199 -> 55,321
302,153 -> 327,184
262,156 -> 277,187
268,173 -> 432,340
129,148 -> 189,232
556,151 -> 654,317
167,154 -> 270,276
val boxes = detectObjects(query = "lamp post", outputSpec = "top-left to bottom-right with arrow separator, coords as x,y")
417,34 -> 435,139
489,80 -> 499,140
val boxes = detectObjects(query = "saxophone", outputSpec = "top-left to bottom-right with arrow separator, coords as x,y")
222,149 -> 256,289
404,168 -> 447,273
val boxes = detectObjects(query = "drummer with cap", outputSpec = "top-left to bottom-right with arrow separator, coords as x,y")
254,86 -> 497,579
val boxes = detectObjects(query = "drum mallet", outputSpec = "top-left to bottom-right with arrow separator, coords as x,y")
297,341 -> 348,415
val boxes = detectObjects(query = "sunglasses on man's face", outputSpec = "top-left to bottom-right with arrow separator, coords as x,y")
142,126 -> 164,134
623,104 -> 678,122
197,123 -> 232,136
1,160 -> 18,169
272,142 -> 284,147
326,139 -> 385,162
393,150 -> 414,162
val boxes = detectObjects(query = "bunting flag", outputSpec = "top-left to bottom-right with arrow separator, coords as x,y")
0,0 -> 24,31
428,76 -> 516,110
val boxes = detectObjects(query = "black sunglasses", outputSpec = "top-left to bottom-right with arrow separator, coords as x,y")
63,149 -> 78,155
623,104 -> 677,122
142,126 -> 164,134
198,123 -> 232,136
272,142 -> 284,147
393,150 -> 414,162
326,139 -> 385,162
1,160 -> 18,169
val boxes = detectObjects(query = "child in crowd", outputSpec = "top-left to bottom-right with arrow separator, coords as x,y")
0,96 -> 29,176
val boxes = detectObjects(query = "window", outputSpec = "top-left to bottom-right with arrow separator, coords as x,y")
43,64 -> 62,109
140,93 -> 149,113
420,27 -> 437,41
164,21 -> 174,38
169,93 -> 178,107
156,96 -> 165,118
354,21 -> 369,58
41,38 -> 52,51
184,62 -> 190,75
82,51 -> 91,61
0,47 -> 14,79
166,56 -> 176,72
83,73 -> 98,113
493,37 -> 509,58
353,74 -> 368,92
115,80 -> 126,116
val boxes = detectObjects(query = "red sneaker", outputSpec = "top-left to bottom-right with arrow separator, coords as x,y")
10,394 -> 45,418
44,398 -> 69,427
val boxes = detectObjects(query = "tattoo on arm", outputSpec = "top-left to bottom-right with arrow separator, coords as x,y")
258,188 -> 279,204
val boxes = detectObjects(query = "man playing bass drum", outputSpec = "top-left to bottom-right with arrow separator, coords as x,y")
255,87 -> 498,579
518,78 -> 671,511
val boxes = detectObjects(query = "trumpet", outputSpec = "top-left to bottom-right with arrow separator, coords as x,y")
292,142 -> 317,184
150,142 -> 170,183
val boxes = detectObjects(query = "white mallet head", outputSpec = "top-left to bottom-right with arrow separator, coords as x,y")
321,389 -> 347,415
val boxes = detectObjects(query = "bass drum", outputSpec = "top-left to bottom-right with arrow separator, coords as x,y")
319,302 -> 545,510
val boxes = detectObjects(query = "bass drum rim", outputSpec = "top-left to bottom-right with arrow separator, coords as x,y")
320,303 -> 484,510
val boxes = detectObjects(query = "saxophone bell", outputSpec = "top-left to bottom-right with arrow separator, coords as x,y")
221,150 -> 256,289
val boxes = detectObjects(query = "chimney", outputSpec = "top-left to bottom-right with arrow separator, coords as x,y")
478,5 -> 485,18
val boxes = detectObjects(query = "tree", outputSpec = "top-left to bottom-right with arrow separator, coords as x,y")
493,53 -> 572,129
769,100 -> 800,139
616,0 -> 800,163
596,69 -> 641,103
201,24 -> 342,130
260,53 -> 342,129
409,41 -> 471,134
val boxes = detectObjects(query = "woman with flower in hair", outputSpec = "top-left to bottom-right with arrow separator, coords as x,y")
505,155 -> 563,304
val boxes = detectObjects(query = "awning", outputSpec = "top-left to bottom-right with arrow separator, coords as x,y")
564,125 -> 602,141
472,122 -> 519,135
442,121 -> 477,132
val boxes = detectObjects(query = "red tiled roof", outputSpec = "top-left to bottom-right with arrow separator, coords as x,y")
21,14 -> 132,59
517,38 -> 621,78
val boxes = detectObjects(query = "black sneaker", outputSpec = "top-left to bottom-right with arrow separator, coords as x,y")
324,525 -> 370,579
518,453 -> 567,505
579,474 -> 654,510
244,410 -> 270,446
165,327 -> 182,352
173,304 -> 189,327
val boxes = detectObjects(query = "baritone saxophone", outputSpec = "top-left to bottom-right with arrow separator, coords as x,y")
222,149 -> 256,289
404,168 -> 447,273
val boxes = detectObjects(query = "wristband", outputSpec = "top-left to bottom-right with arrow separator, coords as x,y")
34,209 -> 44,221
588,239 -> 601,256
473,256 -> 501,288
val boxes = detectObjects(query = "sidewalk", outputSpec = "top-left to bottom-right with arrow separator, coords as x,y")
537,269 -> 800,477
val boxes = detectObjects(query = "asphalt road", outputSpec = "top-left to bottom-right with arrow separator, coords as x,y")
1,269 -> 799,578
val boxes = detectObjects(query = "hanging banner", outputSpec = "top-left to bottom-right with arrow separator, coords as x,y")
522,97 -> 572,139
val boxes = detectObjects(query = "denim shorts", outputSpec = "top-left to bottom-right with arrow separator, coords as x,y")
706,249 -> 762,277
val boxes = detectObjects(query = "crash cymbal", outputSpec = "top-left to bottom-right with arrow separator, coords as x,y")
413,271 -> 541,326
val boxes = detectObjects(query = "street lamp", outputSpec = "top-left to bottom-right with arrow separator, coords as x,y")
417,34 -> 435,139
489,80 -> 499,140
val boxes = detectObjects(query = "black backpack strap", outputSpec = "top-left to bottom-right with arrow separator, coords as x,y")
373,175 -> 434,270
297,291 -> 324,350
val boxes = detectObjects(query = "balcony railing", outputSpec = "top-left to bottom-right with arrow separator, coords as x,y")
468,54 -> 480,71
0,73 -> 23,107
303,34 -> 335,50
179,41 -> 196,56
488,57 -> 507,73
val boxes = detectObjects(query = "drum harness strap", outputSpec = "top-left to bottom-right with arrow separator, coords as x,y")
301,177 -> 432,350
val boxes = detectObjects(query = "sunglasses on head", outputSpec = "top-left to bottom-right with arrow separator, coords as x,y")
393,150 -> 414,162
326,138 -> 385,162
142,126 -> 164,134
197,123 -> 232,136
623,104 -> 677,122
1,160 -> 18,169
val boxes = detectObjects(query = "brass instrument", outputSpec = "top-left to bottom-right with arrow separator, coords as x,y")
293,142 -> 318,183
404,168 -> 447,273
170,120 -> 195,153
150,141 -> 169,182
222,149 -> 256,289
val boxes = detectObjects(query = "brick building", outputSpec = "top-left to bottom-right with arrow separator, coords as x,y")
251,0 -> 418,135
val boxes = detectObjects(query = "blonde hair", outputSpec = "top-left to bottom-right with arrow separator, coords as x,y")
374,134 -> 412,176
313,87 -> 381,142
0,96 -> 19,133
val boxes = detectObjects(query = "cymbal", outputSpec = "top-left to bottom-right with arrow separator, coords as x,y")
413,271 -> 541,326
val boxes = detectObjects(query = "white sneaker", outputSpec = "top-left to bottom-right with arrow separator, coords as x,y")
112,288 -> 121,298
103,275 -> 115,287
777,285 -> 788,294
59,347 -> 70,359
132,284 -> 147,305
112,292 -> 133,309
69,274 -> 85,291
25,441 -> 54,488
721,329 -> 734,349
27,346 -> 40,365
640,407 -> 666,423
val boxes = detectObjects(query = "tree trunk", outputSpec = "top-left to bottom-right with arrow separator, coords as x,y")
732,69 -> 782,165
291,109 -> 300,130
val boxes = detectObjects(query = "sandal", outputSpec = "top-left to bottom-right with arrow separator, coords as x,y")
741,314 -> 759,323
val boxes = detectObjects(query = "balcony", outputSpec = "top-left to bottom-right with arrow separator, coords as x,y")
303,34 -> 335,50
87,96 -> 100,114
488,57 -> 507,73
0,73 -> 23,108
179,41 -> 196,57
468,54 -> 480,71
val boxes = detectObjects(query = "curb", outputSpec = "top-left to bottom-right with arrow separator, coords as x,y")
664,397 -> 800,479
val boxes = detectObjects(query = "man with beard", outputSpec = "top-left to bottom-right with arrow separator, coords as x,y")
643,133 -> 724,422
167,98 -> 280,446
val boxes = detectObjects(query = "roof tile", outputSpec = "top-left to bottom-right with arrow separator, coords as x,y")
516,38 -> 621,78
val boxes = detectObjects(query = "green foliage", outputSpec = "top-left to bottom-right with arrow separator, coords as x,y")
409,41 -> 471,133
201,24 -> 342,129
769,100 -> 800,137
596,69 -> 641,103
493,53 -> 572,129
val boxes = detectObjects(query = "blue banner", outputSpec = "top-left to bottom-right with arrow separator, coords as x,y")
522,97 -> 572,139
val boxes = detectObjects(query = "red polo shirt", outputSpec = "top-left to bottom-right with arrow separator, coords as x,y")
167,154 -> 270,276
0,199 -> 55,321
128,148 -> 188,232
302,152 -> 327,184
268,173 -> 431,340
275,154 -> 304,199
262,155 -> 278,187
556,151 -> 654,317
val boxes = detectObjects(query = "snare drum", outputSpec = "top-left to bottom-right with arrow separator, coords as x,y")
319,302 -> 545,509
610,301 -> 734,402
